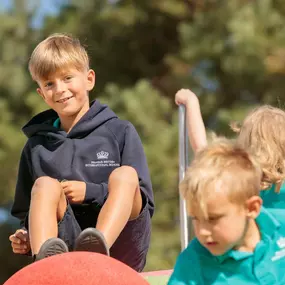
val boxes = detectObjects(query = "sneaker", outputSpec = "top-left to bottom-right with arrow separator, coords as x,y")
74,228 -> 109,256
35,237 -> 69,261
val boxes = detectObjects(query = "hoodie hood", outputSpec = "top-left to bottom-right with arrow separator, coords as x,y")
22,100 -> 117,139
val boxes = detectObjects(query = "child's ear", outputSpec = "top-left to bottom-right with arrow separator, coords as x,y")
86,69 -> 95,91
37,88 -> 45,100
245,196 -> 262,219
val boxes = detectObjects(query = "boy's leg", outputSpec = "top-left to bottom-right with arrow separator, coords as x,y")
74,165 -> 151,271
28,176 -> 67,255
96,166 -> 142,248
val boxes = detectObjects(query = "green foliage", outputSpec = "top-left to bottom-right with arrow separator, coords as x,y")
2,0 -> 285,281
0,5 -> 34,202
175,0 -> 285,108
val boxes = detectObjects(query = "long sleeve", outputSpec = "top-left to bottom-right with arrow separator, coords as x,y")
11,144 -> 34,228
84,182 -> 108,205
83,122 -> 154,216
121,123 -> 154,216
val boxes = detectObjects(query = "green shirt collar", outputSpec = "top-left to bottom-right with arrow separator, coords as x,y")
53,118 -> 60,128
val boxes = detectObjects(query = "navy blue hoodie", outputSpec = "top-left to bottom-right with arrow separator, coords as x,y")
11,100 -> 154,227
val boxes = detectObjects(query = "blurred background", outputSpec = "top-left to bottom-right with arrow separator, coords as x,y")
1,0 -> 285,282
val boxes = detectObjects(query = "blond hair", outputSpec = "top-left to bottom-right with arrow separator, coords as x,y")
232,105 -> 285,192
29,33 -> 89,81
180,138 -> 262,219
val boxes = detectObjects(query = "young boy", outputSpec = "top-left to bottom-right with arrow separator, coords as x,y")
9,33 -> 154,272
168,139 -> 285,284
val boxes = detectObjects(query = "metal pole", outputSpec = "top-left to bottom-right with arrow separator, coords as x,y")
178,105 -> 189,251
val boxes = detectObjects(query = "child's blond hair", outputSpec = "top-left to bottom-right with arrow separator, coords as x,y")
231,105 -> 285,192
29,33 -> 89,81
180,138 -> 262,219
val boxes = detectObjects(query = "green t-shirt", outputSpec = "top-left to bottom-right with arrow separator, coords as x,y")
168,207 -> 285,285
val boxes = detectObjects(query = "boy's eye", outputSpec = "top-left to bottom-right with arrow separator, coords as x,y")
208,216 -> 221,222
45,82 -> 53,88
65,76 -> 73,80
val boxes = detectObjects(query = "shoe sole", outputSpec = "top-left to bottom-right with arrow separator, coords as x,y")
36,238 -> 68,261
74,228 -> 110,256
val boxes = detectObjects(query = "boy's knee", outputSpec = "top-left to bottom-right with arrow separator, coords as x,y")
108,166 -> 139,194
31,176 -> 62,198
110,166 -> 138,182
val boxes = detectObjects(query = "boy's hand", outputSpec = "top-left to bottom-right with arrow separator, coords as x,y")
9,229 -> 30,254
61,180 -> 86,204
175,89 -> 198,106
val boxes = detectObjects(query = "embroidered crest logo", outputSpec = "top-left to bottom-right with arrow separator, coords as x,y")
85,151 -> 119,168
96,151 -> 109,160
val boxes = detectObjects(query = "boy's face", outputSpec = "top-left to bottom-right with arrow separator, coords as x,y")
36,67 -> 95,118
189,191 -> 261,256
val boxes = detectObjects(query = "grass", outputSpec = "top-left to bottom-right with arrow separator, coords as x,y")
144,275 -> 170,285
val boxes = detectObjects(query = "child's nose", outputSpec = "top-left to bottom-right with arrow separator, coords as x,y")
197,224 -> 211,237
55,81 -> 67,94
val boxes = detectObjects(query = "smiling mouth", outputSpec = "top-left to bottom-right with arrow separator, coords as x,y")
56,96 -> 73,103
